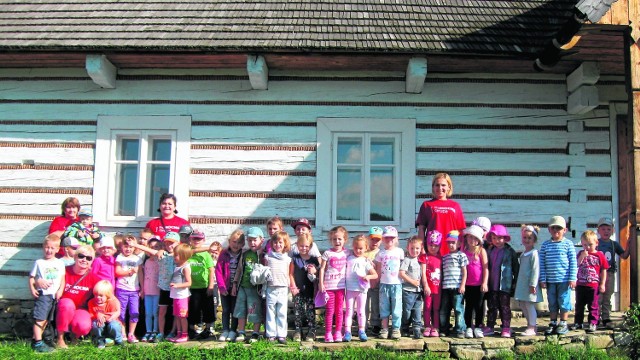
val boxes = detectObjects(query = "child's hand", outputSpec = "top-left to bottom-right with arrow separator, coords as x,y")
90,232 -> 101,239
231,284 -> 237,297
481,283 -> 488,293
155,250 -> 166,260
529,285 -> 537,295
30,288 -> 40,299
207,287 -> 214,296
307,265 -> 317,275
424,287 -> 431,297
569,281 -> 576,290
36,278 -> 51,290
599,284 -> 606,294
220,290 -> 228,296
459,285 -> 465,294
290,286 -> 299,296
78,230 -> 86,237
139,290 -> 144,298
539,281 -> 546,289
170,283 -> 176,288
319,283 -> 325,293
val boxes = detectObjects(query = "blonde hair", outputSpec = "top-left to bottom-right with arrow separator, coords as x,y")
407,235 -> 423,248
521,224 -> 540,242
174,243 -> 193,261
432,172 -> 453,197
266,216 -> 284,230
464,234 -> 482,257
297,233 -> 314,247
227,229 -> 245,249
44,234 -> 60,247
209,241 -> 222,250
113,233 -> 125,249
581,230 -> 598,244
329,226 -> 349,247
76,244 -> 95,257
271,231 -> 291,253
352,234 -> 369,251
93,280 -> 114,298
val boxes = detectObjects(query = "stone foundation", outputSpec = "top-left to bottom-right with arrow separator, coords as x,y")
0,299 -> 35,337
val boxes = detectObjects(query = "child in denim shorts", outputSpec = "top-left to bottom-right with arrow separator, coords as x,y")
539,216 -> 577,335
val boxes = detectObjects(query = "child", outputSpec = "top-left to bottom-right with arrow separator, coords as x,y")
439,231 -> 468,338
215,229 -> 245,342
344,234 -> 378,342
91,236 -> 117,288
319,226 -> 350,342
484,225 -> 518,338
365,226 -> 383,336
539,216 -> 577,335
375,226 -> 404,340
462,225 -> 488,338
263,216 -> 283,253
232,227 -> 265,343
136,228 -> 154,256
596,217 -> 632,328
421,230 -> 442,337
574,230 -> 609,332
60,236 -> 79,266
289,233 -> 320,342
209,240 -> 222,328
169,243 -> 193,343
115,236 -> 144,343
514,225 -> 543,336
62,210 -> 102,245
187,230 -> 216,340
209,241 -> 222,261
291,218 -> 322,257
178,224 -> 193,244
29,235 -> 66,353
399,236 -> 425,339
264,231 -> 292,343
141,238 -> 162,342
88,280 -> 123,348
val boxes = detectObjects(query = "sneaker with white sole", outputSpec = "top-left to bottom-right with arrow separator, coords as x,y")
235,332 -> 245,342
227,331 -> 237,342
465,328 -> 474,338
218,330 -> 229,342
377,328 -> 389,339
473,327 -> 484,338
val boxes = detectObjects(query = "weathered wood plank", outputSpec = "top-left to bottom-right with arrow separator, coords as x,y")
190,149 -> 316,171
0,275 -> 31,299
0,220 -> 52,244
0,194 -> 93,214
190,174 -> 316,193
0,147 -> 94,165
0,124 -> 96,142
191,125 -> 316,144
0,170 -> 93,188
417,153 -> 611,172
189,197 -> 314,218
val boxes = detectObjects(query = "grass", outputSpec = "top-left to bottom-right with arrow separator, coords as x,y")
0,338 -> 631,360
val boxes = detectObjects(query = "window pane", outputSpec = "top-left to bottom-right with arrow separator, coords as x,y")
370,138 -> 394,165
337,138 -> 362,164
119,139 -> 139,161
370,169 -> 394,221
336,168 -> 361,221
115,164 -> 138,216
147,164 -> 171,216
151,139 -> 171,161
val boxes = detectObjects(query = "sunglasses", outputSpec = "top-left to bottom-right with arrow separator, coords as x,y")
77,253 -> 94,261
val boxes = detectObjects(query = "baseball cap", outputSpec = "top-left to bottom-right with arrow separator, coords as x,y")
291,218 -> 312,230
179,225 -> 193,235
163,232 -> 180,243
463,225 -> 485,244
382,226 -> 398,238
78,210 -> 93,217
445,230 -> 460,242
597,217 -> 613,228
247,226 -> 264,238
369,226 -> 383,239
189,230 -> 205,240
549,216 -> 567,229
426,230 -> 442,246
471,217 -> 491,233
99,236 -> 116,249
62,236 -> 80,248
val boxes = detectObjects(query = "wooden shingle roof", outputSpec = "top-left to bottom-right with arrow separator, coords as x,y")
0,0 -> 579,55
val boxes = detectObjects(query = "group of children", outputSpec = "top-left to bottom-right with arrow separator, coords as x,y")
29,212 -> 632,351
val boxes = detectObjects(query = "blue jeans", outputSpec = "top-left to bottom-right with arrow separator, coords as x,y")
379,284 -> 402,329
144,294 -> 159,333
401,290 -> 423,331
440,288 -> 466,334
91,320 -> 123,343
546,282 -> 572,314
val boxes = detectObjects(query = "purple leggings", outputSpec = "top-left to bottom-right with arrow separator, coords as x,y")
486,291 -> 511,329
116,288 -> 140,323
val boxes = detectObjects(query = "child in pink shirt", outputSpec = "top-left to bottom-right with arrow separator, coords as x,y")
319,226 -> 349,343
91,236 -> 117,288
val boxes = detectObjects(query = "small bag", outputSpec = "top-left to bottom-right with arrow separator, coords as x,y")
314,290 -> 329,308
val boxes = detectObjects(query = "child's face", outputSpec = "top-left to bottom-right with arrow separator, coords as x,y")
407,242 -> 422,257
490,234 -> 506,248
447,240 -> 459,252
229,239 -> 244,253
582,238 -> 598,252
94,292 -> 107,305
295,225 -> 310,237
368,237 -> 381,250
121,243 -> 134,256
521,232 -> 536,250
164,241 -> 177,253
272,237 -> 286,253
247,236 -> 263,251
427,243 -> 440,255
189,237 -> 205,249
331,231 -> 346,249
353,241 -> 367,257
139,231 -> 153,242
432,177 -> 450,200
597,225 -> 613,240
80,216 -> 92,227
465,234 -> 480,248
100,246 -> 114,257
267,224 -> 281,237
64,245 -> 77,257
209,245 -> 220,258
382,236 -> 397,250
43,241 -> 59,260
548,226 -> 566,241
297,240 -> 311,256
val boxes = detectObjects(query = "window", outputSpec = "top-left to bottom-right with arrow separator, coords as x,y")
93,116 -> 190,227
316,118 -> 415,232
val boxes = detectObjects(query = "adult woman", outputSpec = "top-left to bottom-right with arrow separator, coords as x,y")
48,197 -> 81,238
415,173 -> 466,255
55,245 -> 98,348
145,193 -> 190,240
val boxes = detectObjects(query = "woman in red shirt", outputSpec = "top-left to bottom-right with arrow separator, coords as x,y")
144,193 -> 190,240
49,197 -> 81,238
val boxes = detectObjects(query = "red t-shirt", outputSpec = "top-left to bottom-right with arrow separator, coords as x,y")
415,198 -> 466,255
50,216 -> 78,256
419,253 -> 442,294
61,266 -> 98,308
576,250 -> 610,288
145,216 -> 190,239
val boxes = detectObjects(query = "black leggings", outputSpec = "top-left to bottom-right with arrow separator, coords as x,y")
464,285 -> 484,328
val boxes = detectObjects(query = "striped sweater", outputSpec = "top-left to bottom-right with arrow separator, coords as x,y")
539,237 -> 577,283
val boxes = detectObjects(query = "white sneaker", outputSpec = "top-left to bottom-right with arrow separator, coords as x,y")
219,330 -> 229,342
227,331 -> 237,342
473,327 -> 484,338
235,332 -> 245,342
465,328 -> 474,338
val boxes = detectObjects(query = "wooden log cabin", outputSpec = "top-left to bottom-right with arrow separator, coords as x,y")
0,0 -> 636,318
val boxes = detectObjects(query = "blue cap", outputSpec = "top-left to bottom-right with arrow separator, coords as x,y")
247,227 -> 264,238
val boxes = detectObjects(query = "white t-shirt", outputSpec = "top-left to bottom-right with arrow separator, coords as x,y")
30,258 -> 66,296
115,253 -> 144,291
375,247 -> 405,285
345,255 -> 374,292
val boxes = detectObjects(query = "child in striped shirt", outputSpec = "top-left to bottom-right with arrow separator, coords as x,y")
539,216 -> 577,335
439,231 -> 468,338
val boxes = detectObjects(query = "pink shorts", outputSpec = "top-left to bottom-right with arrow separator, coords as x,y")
173,298 -> 189,318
